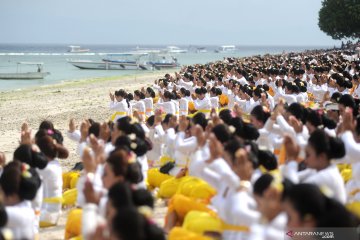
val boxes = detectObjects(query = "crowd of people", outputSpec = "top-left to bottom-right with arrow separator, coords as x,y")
0,45 -> 360,240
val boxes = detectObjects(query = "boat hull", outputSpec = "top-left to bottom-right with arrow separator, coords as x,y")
68,60 -> 148,70
0,72 -> 49,80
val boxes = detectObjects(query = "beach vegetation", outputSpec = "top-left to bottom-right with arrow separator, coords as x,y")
318,0 -> 360,39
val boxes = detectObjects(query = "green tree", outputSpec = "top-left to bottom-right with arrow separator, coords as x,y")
318,0 -> 360,39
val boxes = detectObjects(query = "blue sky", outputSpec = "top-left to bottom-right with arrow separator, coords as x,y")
0,0 -> 341,46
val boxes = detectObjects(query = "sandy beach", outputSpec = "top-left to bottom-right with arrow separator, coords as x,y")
0,72 -> 168,239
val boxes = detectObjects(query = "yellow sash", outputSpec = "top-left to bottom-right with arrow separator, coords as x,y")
43,196 -> 63,204
188,109 -> 211,118
350,189 -> 360,197
110,111 -> 127,121
222,222 -> 249,232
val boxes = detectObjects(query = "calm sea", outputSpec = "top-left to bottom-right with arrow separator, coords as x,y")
0,44 -> 334,92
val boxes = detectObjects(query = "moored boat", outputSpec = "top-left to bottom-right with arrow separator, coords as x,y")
68,45 -> 90,53
0,62 -> 50,80
214,45 -> 236,53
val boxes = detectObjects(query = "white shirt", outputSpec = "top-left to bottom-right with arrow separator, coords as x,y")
109,99 -> 129,121
6,201 -> 35,240
38,160 -> 63,224
143,97 -> 154,117
179,98 -> 189,116
194,97 -> 212,111
283,162 -> 346,204
210,96 -> 219,110
156,101 -> 176,115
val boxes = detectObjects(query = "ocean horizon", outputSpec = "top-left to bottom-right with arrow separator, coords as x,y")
0,44 -> 337,92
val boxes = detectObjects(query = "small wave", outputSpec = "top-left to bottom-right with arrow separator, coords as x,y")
7,53 -> 25,55
0,52 -> 99,56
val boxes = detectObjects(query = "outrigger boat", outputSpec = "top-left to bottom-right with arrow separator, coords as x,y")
68,52 -> 180,70
0,62 -> 50,80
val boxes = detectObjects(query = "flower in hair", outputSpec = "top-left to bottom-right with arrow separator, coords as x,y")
130,142 -> 138,150
138,206 -> 153,219
129,133 -> 136,141
47,129 -> 54,135
21,163 -> 32,178
228,125 -> 236,134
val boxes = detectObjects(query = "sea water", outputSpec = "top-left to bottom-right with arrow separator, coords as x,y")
0,44 -> 334,92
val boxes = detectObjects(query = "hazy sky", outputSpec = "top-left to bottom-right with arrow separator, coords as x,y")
0,0 -> 341,46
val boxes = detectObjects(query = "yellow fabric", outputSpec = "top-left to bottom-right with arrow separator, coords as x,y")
168,227 -> 212,240
40,221 -> 56,228
110,111 -> 127,121
63,188 -> 78,206
346,202 -> 360,218
188,110 -> 211,118
65,209 -> 82,240
341,169 -> 352,183
70,172 -> 81,189
337,164 -> 351,172
43,196 -> 63,204
268,87 -> 275,97
183,211 -> 223,235
273,148 -> 280,156
188,101 -> 196,113
349,85 -> 356,95
168,194 -> 214,221
159,155 -> 175,166
69,236 -> 83,240
63,171 -> 80,190
159,175 -> 216,200
147,168 -> 173,188
63,172 -> 71,190
221,222 -> 249,232
158,177 -> 182,198
337,164 -> 352,183
219,94 -> 229,107
278,144 -> 286,165
176,176 -> 216,200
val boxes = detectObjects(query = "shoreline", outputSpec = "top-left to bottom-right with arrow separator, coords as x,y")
0,70 -> 170,93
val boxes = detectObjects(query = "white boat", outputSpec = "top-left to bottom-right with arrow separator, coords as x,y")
215,45 -> 236,53
68,59 -> 148,70
196,47 -> 207,53
0,62 -> 50,80
68,53 -> 149,70
164,46 -> 188,54
68,52 -> 180,70
146,53 -> 180,70
68,45 -> 90,53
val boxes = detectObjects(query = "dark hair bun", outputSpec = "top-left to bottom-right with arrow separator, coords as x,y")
115,135 -> 148,157
14,144 -> 48,170
328,137 -> 345,159
0,161 -> 41,201
36,136 -> 69,159
257,150 -> 278,171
